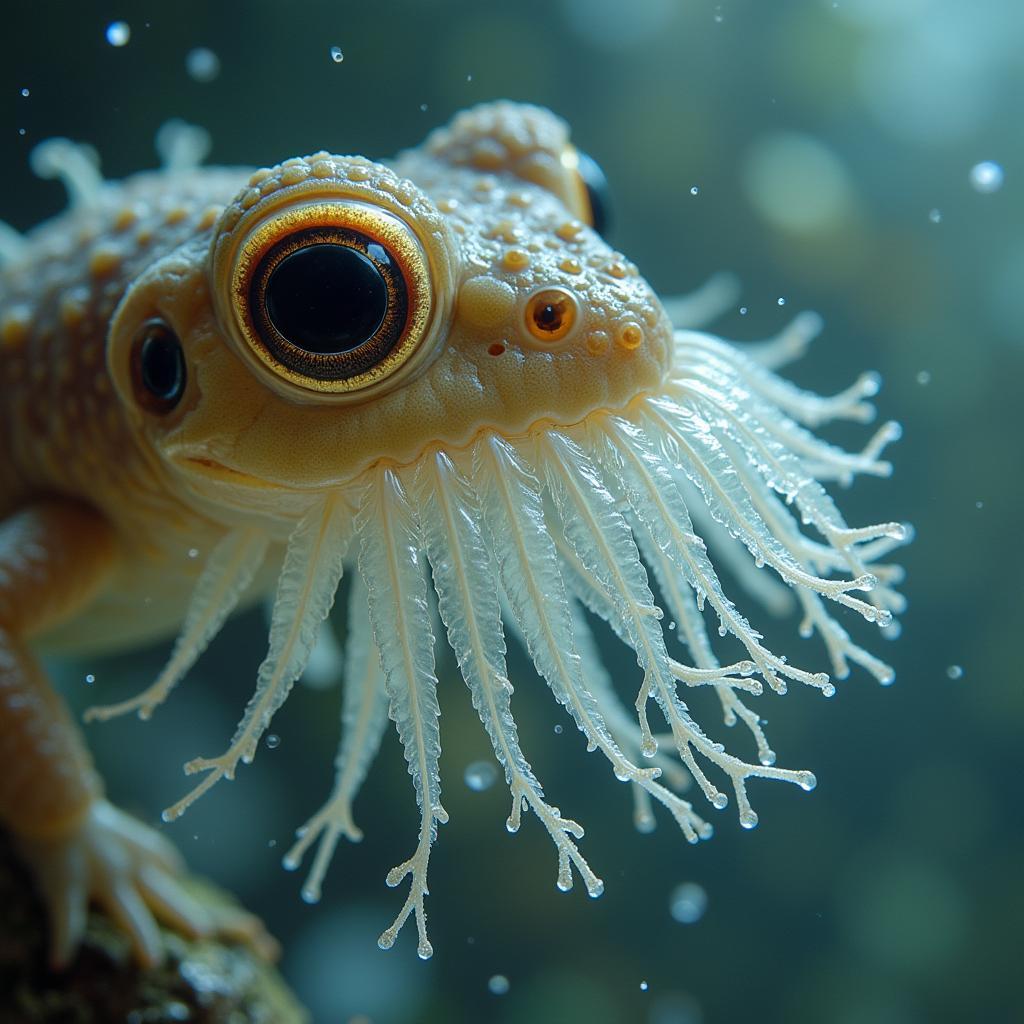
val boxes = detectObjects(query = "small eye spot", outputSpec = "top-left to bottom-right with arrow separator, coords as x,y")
526,289 -> 578,343
132,319 -> 186,413
488,342 -> 506,357
616,321 -> 644,351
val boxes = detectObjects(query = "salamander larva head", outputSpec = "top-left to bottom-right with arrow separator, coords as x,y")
108,103 -> 672,510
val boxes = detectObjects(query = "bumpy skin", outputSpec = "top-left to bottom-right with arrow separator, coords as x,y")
0,103 -> 671,965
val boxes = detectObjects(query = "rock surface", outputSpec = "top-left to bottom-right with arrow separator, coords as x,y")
0,831 -> 308,1024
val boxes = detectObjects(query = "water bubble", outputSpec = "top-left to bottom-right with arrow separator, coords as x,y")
739,306 -> 748,315
20,88 -> 29,98
488,974 -> 510,995
267,838 -> 277,848
928,208 -> 943,224
946,665 -> 964,680
669,882 -> 708,924
464,760 -> 498,792
553,723 -> 564,735
969,160 -> 1004,194
975,500 -> 984,510
185,47 -> 220,83
106,21 -> 131,47
689,185 -> 700,196
84,673 -> 95,685
466,73 -> 473,82
641,980 -> 650,991
777,296 -> 786,306
329,45 -> 344,63
420,103 -> 429,112
265,733 -> 281,749
187,547 -> 199,559
916,370 -> 931,385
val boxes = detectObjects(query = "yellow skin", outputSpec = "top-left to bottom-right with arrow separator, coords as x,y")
0,102 -> 906,965
0,103 -> 668,965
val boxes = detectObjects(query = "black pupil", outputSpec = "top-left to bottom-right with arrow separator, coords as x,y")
576,149 -> 611,239
265,243 -> 389,354
140,327 -> 185,405
538,305 -> 560,329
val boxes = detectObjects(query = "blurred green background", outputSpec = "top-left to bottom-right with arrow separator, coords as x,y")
4,1 -> 1022,1022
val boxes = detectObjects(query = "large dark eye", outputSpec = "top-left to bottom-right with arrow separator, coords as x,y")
251,227 -> 408,382
225,198 -> 438,397
132,320 -> 186,413
576,149 -> 612,239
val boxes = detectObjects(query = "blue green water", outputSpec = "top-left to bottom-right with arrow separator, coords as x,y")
6,1 -> 1022,1021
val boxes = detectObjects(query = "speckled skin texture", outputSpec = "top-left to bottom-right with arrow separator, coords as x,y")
0,102 -> 673,966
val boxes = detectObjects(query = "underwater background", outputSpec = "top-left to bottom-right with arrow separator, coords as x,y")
3,1 -> 1022,1022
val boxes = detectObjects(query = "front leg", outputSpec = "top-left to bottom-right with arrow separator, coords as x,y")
0,501 -> 271,967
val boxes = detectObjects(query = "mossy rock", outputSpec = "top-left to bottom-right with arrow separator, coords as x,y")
0,831 -> 308,1024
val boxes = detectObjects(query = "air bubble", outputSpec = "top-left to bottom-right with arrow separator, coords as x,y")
777,297 -> 786,306
946,664 -> 964,680
553,723 -> 563,735
84,673 -> 95,685
464,760 -> 497,792
187,547 -> 199,559
669,882 -> 708,924
640,980 -> 650,991
739,306 -> 748,315
916,370 -> 932,385
185,47 -> 220,83
488,974 -> 510,995
329,45 -> 344,63
20,88 -> 29,98
265,733 -> 280,749
969,160 -> 1004,194
106,21 -> 130,46
928,208 -> 943,224
690,186 -> 700,196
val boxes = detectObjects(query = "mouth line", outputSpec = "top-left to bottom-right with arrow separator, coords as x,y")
172,395 -> 661,494
178,456 -> 293,490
